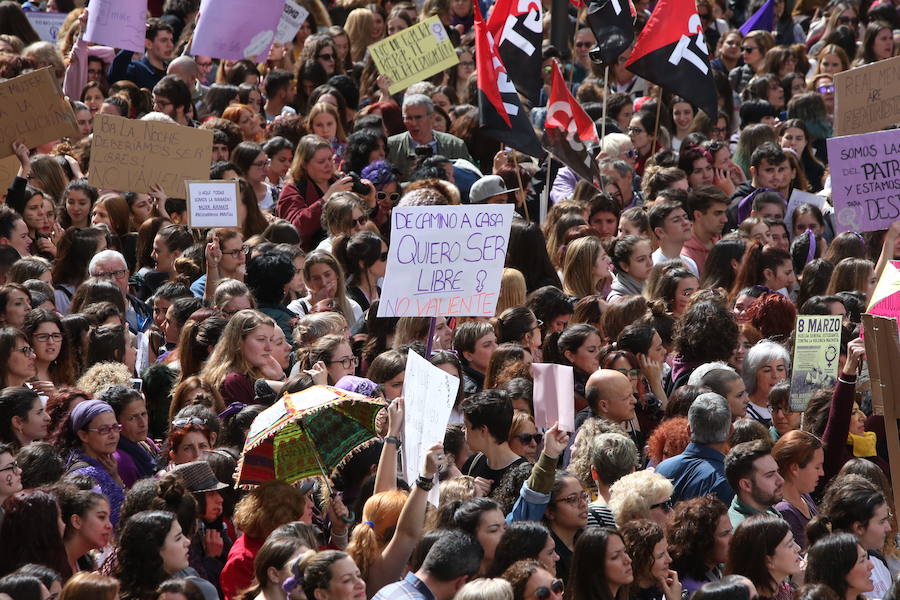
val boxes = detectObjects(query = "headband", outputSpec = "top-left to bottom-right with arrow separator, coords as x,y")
218,402 -> 246,420
70,400 -> 114,433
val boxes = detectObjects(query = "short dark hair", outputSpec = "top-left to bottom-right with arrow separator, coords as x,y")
245,250 -> 295,305
0,207 -> 22,243
687,185 -> 728,218
421,529 -> 483,581
647,200 -> 685,232
146,18 -> 174,41
739,99 -> 777,128
724,439 -> 773,491
264,69 -> 294,97
750,142 -> 787,170
461,390 -> 513,444
751,190 -> 785,213
153,75 -> 192,112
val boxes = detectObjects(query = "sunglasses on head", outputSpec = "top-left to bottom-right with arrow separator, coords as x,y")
514,433 -> 544,445
625,148 -> 639,159
533,579 -> 564,600
651,497 -> 674,512
350,215 -> 368,227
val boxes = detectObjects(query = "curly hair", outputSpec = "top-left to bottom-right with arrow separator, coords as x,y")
745,293 -> 796,341
232,480 -> 307,539
672,299 -> 739,363
667,496 -> 730,581
608,470 -> 673,527
647,417 -> 691,465
620,519 -> 666,586
500,559 -> 546,600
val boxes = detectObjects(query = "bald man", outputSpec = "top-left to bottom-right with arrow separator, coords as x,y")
576,369 -> 643,448
167,55 -> 207,106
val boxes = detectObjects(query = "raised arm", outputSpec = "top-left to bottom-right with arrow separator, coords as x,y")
373,397 -> 402,494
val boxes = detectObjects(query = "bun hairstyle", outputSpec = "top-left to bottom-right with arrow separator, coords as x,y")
608,235 -> 646,273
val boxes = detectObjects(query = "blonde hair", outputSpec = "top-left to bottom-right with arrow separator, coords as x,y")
393,316 -> 433,348
455,579 -> 513,600
76,361 -> 133,396
563,236 -> 605,298
496,268 -> 527,315
232,481 -> 307,538
346,490 -> 409,580
294,311 -> 348,347
543,200 -> 587,264
199,309 -> 277,392
213,279 -> 257,312
58,572 -> 119,600
608,470 -> 673,527
345,8 -> 375,62
308,102 -> 347,143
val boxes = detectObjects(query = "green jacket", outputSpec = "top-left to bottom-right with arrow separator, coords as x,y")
386,130 -> 473,179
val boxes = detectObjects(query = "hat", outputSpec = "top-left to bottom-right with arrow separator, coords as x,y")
170,461 -> 230,493
469,175 -> 518,204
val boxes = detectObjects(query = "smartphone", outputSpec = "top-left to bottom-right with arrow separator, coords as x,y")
131,378 -> 143,392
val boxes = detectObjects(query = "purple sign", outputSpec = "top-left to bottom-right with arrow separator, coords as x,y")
828,129 -> 900,234
84,0 -> 147,53
191,0 -> 282,62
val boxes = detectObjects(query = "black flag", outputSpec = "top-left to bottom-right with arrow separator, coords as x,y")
475,1 -> 546,158
486,0 -> 544,105
586,0 -> 636,66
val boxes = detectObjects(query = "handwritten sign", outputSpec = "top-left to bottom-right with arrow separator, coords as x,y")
402,350 -> 460,506
0,68 -> 78,158
84,0 -> 148,54
789,315 -> 842,411
377,204 -> 514,317
185,180 -> 240,228
276,0 -> 310,44
531,363 -> 575,432
192,0 -> 282,62
89,113 -> 212,194
369,16 -> 459,94
828,130 -> 900,234
26,12 -> 68,43
834,55 -> 900,137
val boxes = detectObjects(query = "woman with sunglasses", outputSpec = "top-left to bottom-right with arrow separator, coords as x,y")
728,31 -> 775,95
502,559 -> 564,600
53,399 -> 126,526
316,192 -> 370,254
333,230 -> 387,312
621,519 -> 683,600
508,411 -> 542,463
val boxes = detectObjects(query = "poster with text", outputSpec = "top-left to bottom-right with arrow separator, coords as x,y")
89,113 -> 212,194
835,55 -> 900,136
377,204 -> 515,317
0,68 -> 78,158
401,350 -> 460,506
531,363 -> 575,432
26,12 -> 68,43
84,0 -> 148,53
192,0 -> 282,62
186,180 -> 240,228
790,315 -> 842,411
827,129 -> 900,234
369,16 -> 459,94
276,0 -> 309,44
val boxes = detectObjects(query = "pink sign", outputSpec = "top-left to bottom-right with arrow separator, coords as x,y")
84,0 -> 147,53
828,129 -> 900,234
191,0 -> 282,62
531,363 -> 575,433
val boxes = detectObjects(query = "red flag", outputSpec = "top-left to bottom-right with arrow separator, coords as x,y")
542,60 -> 600,186
486,0 -> 544,105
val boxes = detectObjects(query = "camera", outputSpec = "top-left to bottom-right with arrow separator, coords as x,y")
346,172 -> 372,195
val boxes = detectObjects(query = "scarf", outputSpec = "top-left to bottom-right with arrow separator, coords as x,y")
848,431 -> 877,458
118,436 -> 158,479
610,272 -> 645,299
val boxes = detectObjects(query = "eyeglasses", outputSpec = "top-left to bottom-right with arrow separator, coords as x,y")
624,148 -> 639,159
33,333 -> 63,343
377,191 -> 400,203
172,417 -> 205,428
533,579 -> 565,600
95,268 -> 129,280
616,368 -> 640,379
533,319 -> 544,331
349,215 -> 368,227
711,126 -> 727,134
195,61 -> 213,68
514,433 -> 544,445
740,46 -> 758,54
379,251 -> 389,261
329,356 -> 360,369
222,244 -> 250,257
317,52 -> 336,60
252,159 -> 270,168
650,497 -> 674,512
15,346 -> 35,356
575,41 -> 593,48
86,423 -> 123,435
0,460 -> 19,473
817,85 -> 835,94
555,491 -> 591,506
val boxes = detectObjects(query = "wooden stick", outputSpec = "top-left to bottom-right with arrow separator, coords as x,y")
540,154 -> 552,225
653,85 -> 663,149
600,65 -> 610,142
511,152 -> 530,222
424,316 -> 437,357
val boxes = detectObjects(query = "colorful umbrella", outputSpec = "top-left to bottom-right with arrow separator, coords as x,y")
236,385 -> 385,487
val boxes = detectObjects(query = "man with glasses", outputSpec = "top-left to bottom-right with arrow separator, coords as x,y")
190,229 -> 247,299
387,94 -> 473,179
89,250 -> 152,333
262,69 -> 298,124
152,75 -> 195,126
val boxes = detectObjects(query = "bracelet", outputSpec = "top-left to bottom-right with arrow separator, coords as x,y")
415,475 -> 435,491
384,436 -> 401,448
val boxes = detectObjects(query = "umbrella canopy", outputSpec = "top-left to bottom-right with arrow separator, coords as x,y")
236,385 -> 385,487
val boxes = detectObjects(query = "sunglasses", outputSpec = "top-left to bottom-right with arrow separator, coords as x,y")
837,15 -> 858,25
533,579 -> 565,600
817,85 -> 835,94
651,497 -> 674,512
740,46 -> 758,53
514,433 -> 544,445
317,52 -> 336,60
172,416 -> 205,428
575,41 -> 593,48
349,215 -> 368,227
377,191 -> 400,204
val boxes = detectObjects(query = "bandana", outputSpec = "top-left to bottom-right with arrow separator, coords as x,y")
70,400 -> 114,433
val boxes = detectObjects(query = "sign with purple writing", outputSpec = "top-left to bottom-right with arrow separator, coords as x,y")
828,129 -> 900,234
192,0 -> 282,62
377,204 -> 514,318
84,0 -> 148,54
26,12 -> 68,43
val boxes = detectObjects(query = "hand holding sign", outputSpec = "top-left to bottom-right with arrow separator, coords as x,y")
542,423 -> 570,459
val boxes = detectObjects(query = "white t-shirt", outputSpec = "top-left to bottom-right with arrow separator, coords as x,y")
651,248 -> 699,278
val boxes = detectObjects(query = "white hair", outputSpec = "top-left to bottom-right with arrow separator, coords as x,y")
140,111 -> 177,123
88,250 -> 127,276
688,361 -> 737,386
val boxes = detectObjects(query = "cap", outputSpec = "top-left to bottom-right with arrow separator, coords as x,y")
170,461 -> 230,494
469,175 -> 519,204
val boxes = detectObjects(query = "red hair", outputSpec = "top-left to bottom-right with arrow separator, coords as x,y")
647,417 -> 691,465
746,293 -> 796,341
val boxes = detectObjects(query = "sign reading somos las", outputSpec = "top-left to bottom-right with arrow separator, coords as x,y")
377,204 -> 515,318
89,114 -> 213,195
369,16 -> 459,95
827,129 -> 900,233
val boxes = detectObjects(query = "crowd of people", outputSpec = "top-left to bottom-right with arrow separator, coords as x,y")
0,0 -> 898,599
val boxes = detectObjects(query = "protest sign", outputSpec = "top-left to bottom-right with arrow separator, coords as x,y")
531,363 -> 575,432
866,259 -> 900,331
827,129 -> 900,234
89,114 -> 212,194
377,204 -> 515,318
84,0 -> 147,53
369,16 -> 459,94
0,156 -> 18,192
789,315 -> 842,411
192,0 -> 282,62
26,12 -> 68,43
185,180 -> 240,228
834,55 -> 900,137
401,350 -> 460,506
0,68 -> 78,158
784,188 -> 825,238
276,0 -> 309,44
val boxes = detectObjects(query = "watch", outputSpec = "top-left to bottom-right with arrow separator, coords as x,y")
384,436 -> 401,448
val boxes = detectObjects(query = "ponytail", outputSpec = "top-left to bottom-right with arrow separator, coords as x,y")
805,515 -> 832,547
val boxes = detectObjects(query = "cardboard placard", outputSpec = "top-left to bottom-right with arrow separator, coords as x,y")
0,156 -> 19,195
834,55 -> 900,137
26,12 -> 68,43
401,350 -> 460,506
377,204 -> 515,317
185,180 -> 240,228
531,363 -> 575,432
827,129 -> 900,234
0,67 -> 78,158
369,16 -> 459,94
88,113 -> 212,194
84,0 -> 148,54
275,0 -> 310,44
192,0 -> 282,62
788,315 -> 842,412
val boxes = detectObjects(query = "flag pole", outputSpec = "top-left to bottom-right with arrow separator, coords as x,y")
540,155 -> 552,224
511,152 -> 531,221
652,85 -> 663,150
600,65 -> 610,142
